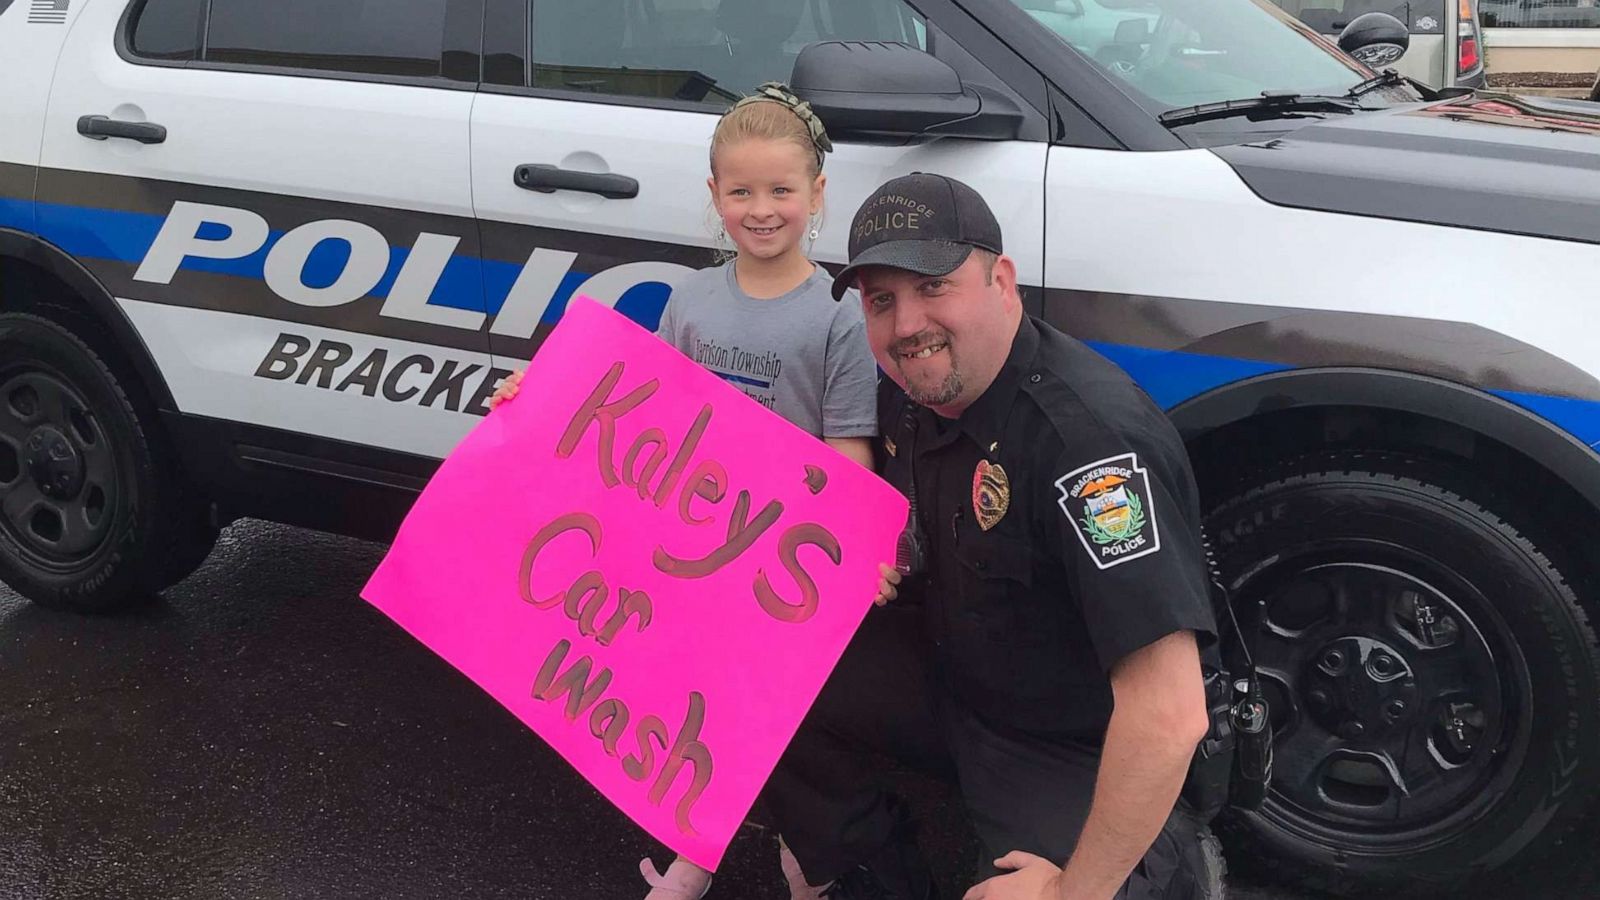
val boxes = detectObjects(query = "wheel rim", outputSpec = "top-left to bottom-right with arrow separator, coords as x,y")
0,368 -> 119,566
1239,539 -> 1533,853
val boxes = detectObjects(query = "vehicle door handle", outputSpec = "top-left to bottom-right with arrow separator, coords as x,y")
514,164 -> 638,199
77,115 -> 167,145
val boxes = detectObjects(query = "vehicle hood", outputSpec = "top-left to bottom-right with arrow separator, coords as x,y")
1210,93 -> 1600,245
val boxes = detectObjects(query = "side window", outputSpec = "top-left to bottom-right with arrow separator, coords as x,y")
204,0 -> 452,78
529,0 -> 926,106
127,0 -> 207,62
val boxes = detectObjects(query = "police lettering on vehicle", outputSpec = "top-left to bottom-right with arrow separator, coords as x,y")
132,201 -> 695,417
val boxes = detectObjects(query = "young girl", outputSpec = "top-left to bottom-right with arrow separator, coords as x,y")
491,83 -> 895,899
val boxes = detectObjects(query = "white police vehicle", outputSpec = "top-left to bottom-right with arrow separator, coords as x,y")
1,0 -> 1598,894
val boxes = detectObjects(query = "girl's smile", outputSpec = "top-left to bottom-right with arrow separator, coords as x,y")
709,137 -> 823,271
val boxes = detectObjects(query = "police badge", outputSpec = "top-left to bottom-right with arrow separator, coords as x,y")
973,460 -> 1010,530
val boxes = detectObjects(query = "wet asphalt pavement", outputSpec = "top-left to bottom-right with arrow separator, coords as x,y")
0,520 -> 1315,899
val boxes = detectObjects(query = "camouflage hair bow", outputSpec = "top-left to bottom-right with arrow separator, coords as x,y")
728,82 -> 835,167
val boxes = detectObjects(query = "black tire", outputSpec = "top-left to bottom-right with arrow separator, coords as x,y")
0,312 -> 215,612
1207,453 -> 1600,896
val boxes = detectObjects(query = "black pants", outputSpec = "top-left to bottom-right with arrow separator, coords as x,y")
764,607 -> 1213,899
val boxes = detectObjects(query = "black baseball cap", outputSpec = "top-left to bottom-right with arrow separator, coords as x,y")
831,172 -> 1003,300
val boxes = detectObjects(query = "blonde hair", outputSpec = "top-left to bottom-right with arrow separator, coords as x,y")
709,83 -> 832,180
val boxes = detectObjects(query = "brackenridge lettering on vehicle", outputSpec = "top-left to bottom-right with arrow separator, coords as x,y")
253,330 -> 514,417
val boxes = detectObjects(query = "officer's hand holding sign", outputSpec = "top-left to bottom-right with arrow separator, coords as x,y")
763,175 -> 1220,900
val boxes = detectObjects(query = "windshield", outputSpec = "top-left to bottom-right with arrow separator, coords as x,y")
1006,0 -> 1374,112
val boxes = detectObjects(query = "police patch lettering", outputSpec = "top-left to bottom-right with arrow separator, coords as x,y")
1054,453 -> 1161,569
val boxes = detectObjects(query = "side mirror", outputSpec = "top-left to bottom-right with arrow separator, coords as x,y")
791,41 -> 1025,141
1338,12 -> 1411,68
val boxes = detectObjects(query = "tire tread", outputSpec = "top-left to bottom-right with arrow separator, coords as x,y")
1210,450 -> 1600,898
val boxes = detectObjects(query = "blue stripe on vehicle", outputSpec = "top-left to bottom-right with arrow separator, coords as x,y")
1490,390 -> 1600,449
613,283 -> 672,333
476,259 -> 669,330
12,200 -> 1599,450
1084,341 -> 1291,409
33,200 -> 491,313
25,199 -> 685,325
1084,341 -> 1600,451
0,197 -> 34,233
34,202 -> 165,262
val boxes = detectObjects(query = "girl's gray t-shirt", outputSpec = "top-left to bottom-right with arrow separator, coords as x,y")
656,262 -> 877,439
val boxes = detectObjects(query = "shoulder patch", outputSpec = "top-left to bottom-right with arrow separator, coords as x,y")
1054,453 -> 1161,570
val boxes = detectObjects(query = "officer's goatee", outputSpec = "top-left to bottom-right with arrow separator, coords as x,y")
890,332 -> 964,408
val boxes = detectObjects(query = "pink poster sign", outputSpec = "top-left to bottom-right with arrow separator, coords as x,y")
362,297 -> 908,870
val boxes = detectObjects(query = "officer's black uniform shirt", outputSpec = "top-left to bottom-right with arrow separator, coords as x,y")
882,315 -> 1217,741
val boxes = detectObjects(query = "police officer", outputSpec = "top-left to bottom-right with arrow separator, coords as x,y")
762,174 -> 1220,900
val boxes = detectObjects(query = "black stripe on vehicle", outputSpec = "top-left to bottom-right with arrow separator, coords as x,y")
89,261 -> 493,355
38,167 -> 485,250
0,161 -> 35,202
34,167 -> 715,356
25,167 -> 1599,406
36,166 -> 715,271
1044,288 -> 1600,402
1211,98 -> 1600,248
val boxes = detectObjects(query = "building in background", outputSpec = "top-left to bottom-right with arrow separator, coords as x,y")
1480,0 -> 1599,89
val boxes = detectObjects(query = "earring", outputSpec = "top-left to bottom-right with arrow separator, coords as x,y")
808,217 -> 820,241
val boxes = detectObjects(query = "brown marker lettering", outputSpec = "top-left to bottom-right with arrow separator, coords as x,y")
589,699 -> 631,757
648,691 -> 713,837
556,362 -> 658,487
532,639 -> 613,721
596,588 -> 653,646
677,459 -> 728,527
520,513 -> 602,609
624,716 -> 669,782
564,572 -> 609,638
803,465 -> 827,496
652,490 -> 784,579
753,523 -> 841,624
621,427 -> 670,501
652,404 -> 714,508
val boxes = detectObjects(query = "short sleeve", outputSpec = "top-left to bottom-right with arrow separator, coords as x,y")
654,294 -> 678,345
821,296 -> 879,439
1045,439 -> 1216,672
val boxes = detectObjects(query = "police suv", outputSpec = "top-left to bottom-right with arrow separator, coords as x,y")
2,0 -> 1598,894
